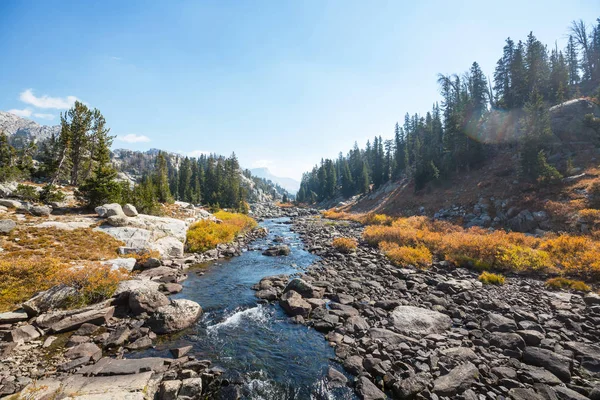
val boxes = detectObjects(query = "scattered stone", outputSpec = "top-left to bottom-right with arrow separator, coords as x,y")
0,219 -> 16,234
171,345 -> 193,358
389,305 -> 452,336
432,361 -> 479,396
123,203 -> 139,217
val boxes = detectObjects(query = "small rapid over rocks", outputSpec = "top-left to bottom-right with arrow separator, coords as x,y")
132,217 -> 355,399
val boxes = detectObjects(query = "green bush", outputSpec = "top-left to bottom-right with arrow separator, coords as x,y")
39,184 -> 66,204
13,184 -> 39,202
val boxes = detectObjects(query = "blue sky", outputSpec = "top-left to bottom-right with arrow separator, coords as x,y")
1,1 -> 598,180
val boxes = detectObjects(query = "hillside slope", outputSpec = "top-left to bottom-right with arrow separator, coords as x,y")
334,98 -> 600,234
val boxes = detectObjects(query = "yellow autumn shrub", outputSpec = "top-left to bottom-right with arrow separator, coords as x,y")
332,237 -> 358,253
479,271 -> 506,285
379,241 -> 432,267
545,277 -> 591,292
186,211 -> 257,253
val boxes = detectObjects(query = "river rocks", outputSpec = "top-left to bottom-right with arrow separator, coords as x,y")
8,324 -> 41,343
482,313 -> 518,332
64,342 -> 102,361
262,245 -> 291,256
48,305 -> 115,333
129,287 -> 171,315
179,377 -> 203,399
283,278 -> 324,299
490,332 -> 526,351
0,219 -> 16,233
432,361 -> 479,396
389,306 -> 452,336
279,290 -> 312,317
523,347 -> 572,382
22,284 -> 78,317
146,299 -> 203,334
356,375 -> 385,400
160,380 -> 182,400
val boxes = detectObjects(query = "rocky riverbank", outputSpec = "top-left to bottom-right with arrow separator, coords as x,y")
0,207 -> 268,399
255,212 -> 600,400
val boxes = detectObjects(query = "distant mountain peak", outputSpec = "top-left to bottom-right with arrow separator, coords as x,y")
0,111 -> 60,143
249,167 -> 300,194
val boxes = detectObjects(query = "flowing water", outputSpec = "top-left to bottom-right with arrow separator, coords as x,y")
132,217 -> 355,399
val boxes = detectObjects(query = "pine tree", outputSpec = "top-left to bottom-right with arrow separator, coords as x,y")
154,151 -> 172,203
566,35 -> 580,87
519,90 -> 553,180
76,122 -> 122,207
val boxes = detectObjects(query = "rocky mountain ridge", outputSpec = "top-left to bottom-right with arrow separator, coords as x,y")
0,111 -> 60,144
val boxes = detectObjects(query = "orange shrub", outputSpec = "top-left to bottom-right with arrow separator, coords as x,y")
379,241 -> 432,267
363,215 -> 600,281
332,237 -> 358,253
53,264 -> 130,307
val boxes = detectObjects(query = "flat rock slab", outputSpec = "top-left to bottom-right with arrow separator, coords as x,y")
78,357 -> 169,376
0,310 -> 28,324
50,306 -> 115,333
390,306 -> 452,336
17,372 -> 153,399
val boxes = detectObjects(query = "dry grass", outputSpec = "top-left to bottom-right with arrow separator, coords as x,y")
276,202 -> 296,208
479,271 -> 506,285
323,210 -> 392,226
545,277 -> 591,292
331,237 -> 358,253
186,211 -> 257,253
0,227 -> 128,312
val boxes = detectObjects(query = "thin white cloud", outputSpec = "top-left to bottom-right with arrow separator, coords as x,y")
116,134 -> 151,143
252,159 -> 273,168
8,108 -> 32,117
187,150 -> 210,157
111,56 -> 121,60
20,89 -> 79,109
33,113 -> 55,120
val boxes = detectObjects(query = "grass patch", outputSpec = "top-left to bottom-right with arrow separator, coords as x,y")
545,277 -> 591,292
479,271 -> 506,285
332,237 -> 357,253
0,227 -> 129,312
186,211 -> 257,253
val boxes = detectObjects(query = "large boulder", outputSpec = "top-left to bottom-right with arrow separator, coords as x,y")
9,324 -> 41,343
389,306 -> 452,336
432,362 -> 479,396
123,203 -> 138,217
262,245 -> 291,256
283,278 -> 324,299
550,98 -> 600,145
0,199 -> 22,208
22,284 -> 78,316
30,205 -> 52,217
0,219 -> 16,234
523,347 -> 572,382
152,236 -> 184,258
128,287 -> 170,315
508,210 -> 538,233
279,290 -> 312,317
147,299 -> 202,334
97,203 -> 125,218
102,257 -> 137,272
